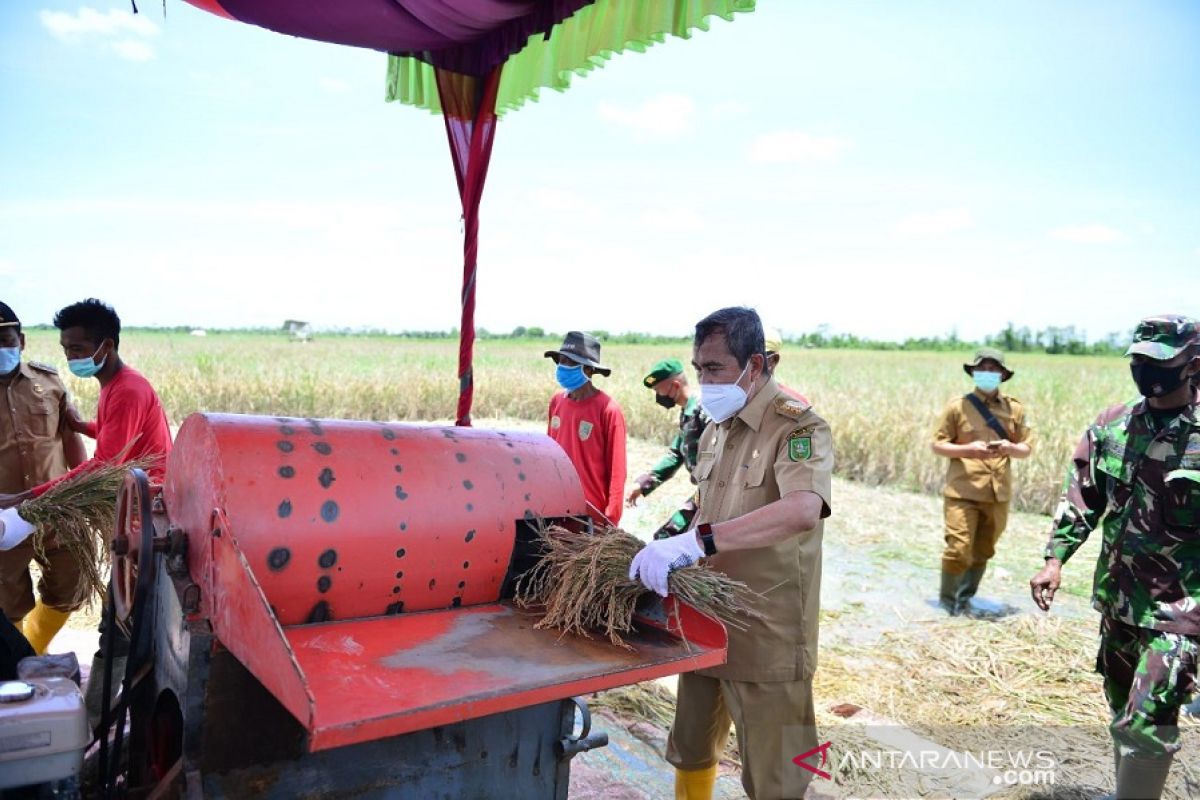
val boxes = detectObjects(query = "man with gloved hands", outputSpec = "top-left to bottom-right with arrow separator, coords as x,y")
629,306 -> 833,800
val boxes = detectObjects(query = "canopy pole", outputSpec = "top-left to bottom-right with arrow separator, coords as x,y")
435,65 -> 503,427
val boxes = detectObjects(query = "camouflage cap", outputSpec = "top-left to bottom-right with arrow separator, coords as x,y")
764,326 -> 783,355
643,358 -> 684,388
1124,314 -> 1199,360
0,301 -> 18,328
962,346 -> 1013,381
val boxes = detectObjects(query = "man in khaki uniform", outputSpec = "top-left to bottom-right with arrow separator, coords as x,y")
629,306 -> 833,800
931,347 -> 1032,616
0,301 -> 87,653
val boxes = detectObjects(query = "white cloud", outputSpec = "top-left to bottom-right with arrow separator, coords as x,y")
597,94 -> 696,139
891,208 -> 975,237
41,8 -> 158,40
111,39 -> 155,62
41,7 -> 158,61
319,77 -> 351,94
746,131 -> 850,163
1049,224 -> 1126,244
639,207 -> 704,233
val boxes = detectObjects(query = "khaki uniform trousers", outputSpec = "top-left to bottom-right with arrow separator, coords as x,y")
941,496 -> 1008,574
0,538 -> 83,621
667,671 -> 818,800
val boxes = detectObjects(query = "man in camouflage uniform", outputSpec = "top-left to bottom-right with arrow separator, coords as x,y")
1030,314 -> 1200,799
625,358 -> 710,539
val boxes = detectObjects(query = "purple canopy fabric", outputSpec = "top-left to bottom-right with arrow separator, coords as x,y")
197,0 -> 592,76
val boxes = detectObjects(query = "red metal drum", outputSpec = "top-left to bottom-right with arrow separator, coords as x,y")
164,413 -> 587,624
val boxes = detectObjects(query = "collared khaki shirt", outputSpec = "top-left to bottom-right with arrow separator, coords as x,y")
933,388 -> 1031,503
0,361 -> 74,492
693,378 -> 833,683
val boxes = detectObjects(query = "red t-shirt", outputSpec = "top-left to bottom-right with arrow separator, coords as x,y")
32,365 -> 173,496
547,388 -> 627,526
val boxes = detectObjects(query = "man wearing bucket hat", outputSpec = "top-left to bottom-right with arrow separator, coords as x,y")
544,331 -> 627,526
625,358 -> 709,539
1031,314 -> 1200,799
931,346 -> 1033,615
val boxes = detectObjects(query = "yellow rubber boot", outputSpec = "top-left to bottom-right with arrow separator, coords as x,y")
674,765 -> 718,800
21,602 -> 70,655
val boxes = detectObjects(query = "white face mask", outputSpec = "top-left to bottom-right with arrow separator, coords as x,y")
700,361 -> 753,424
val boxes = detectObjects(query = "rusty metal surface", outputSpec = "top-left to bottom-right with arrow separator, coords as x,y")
287,600 -> 726,751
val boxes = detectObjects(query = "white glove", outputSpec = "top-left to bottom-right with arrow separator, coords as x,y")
627,531 -> 704,597
0,508 -> 36,551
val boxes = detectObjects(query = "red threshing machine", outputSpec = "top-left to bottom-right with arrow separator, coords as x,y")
90,412 -> 725,797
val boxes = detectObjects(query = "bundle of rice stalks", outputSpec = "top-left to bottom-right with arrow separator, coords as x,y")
515,524 -> 759,648
17,460 -> 149,606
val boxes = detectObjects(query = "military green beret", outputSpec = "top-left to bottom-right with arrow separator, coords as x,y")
643,358 -> 684,388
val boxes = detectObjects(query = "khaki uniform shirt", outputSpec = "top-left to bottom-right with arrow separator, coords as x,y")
933,388 -> 1031,503
0,361 -> 74,492
693,378 -> 833,683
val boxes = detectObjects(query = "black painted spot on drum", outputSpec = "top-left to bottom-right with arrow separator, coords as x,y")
395,486 -> 408,500
275,417 -> 290,424
318,549 -> 337,569
320,500 -> 339,523
279,424 -> 295,436
317,576 -> 331,593
455,452 -> 467,463
312,441 -> 333,456
277,500 -> 292,519
395,570 -> 404,579
390,447 -> 400,456
307,419 -> 324,436
381,428 -> 396,441
504,442 -> 514,448
512,457 -> 522,465
399,522 -> 408,531
395,548 -> 406,558
394,464 -> 403,473
278,465 -> 295,479
464,529 -> 475,543
392,585 -> 401,594
277,440 -> 294,453
386,601 -> 404,615
523,493 -> 531,502
318,467 -> 335,489
307,602 -> 331,624
517,472 -> 526,482
452,597 -> 462,609
428,578 -> 437,590
441,430 -> 457,440
465,503 -> 474,512
462,561 -> 470,570
462,479 -> 474,491
457,580 -> 466,589
267,548 -> 291,571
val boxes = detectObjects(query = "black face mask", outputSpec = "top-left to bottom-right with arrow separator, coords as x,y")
1130,361 -> 1188,398
655,393 -> 676,409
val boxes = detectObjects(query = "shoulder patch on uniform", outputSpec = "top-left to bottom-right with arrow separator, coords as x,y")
774,395 -> 810,419
787,427 -> 813,461
28,361 -> 59,375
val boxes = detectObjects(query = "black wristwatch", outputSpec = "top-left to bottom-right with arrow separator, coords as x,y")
697,523 -> 718,557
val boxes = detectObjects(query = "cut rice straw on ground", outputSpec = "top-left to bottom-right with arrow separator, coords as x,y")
17,459 -> 152,607
515,524 -> 760,648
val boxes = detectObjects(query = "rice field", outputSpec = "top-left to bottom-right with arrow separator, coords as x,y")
22,328 -> 1133,514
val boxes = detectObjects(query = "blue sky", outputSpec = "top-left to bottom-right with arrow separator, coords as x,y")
2,1 -> 1198,342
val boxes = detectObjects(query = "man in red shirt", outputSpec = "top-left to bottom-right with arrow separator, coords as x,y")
0,298 -> 172,721
545,331 -> 627,526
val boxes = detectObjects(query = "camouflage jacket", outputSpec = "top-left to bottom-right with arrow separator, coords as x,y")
1046,392 -> 1200,635
637,395 -> 710,496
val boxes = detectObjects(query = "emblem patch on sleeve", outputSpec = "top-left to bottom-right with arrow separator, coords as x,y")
788,431 -> 812,461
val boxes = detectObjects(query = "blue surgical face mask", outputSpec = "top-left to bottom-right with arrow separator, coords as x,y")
0,347 -> 19,374
973,370 -> 1002,392
556,362 -> 588,392
68,344 -> 107,379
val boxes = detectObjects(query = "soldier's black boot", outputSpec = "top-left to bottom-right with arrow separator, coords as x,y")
938,570 -> 961,615
1114,752 -> 1173,799
955,565 -> 987,616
